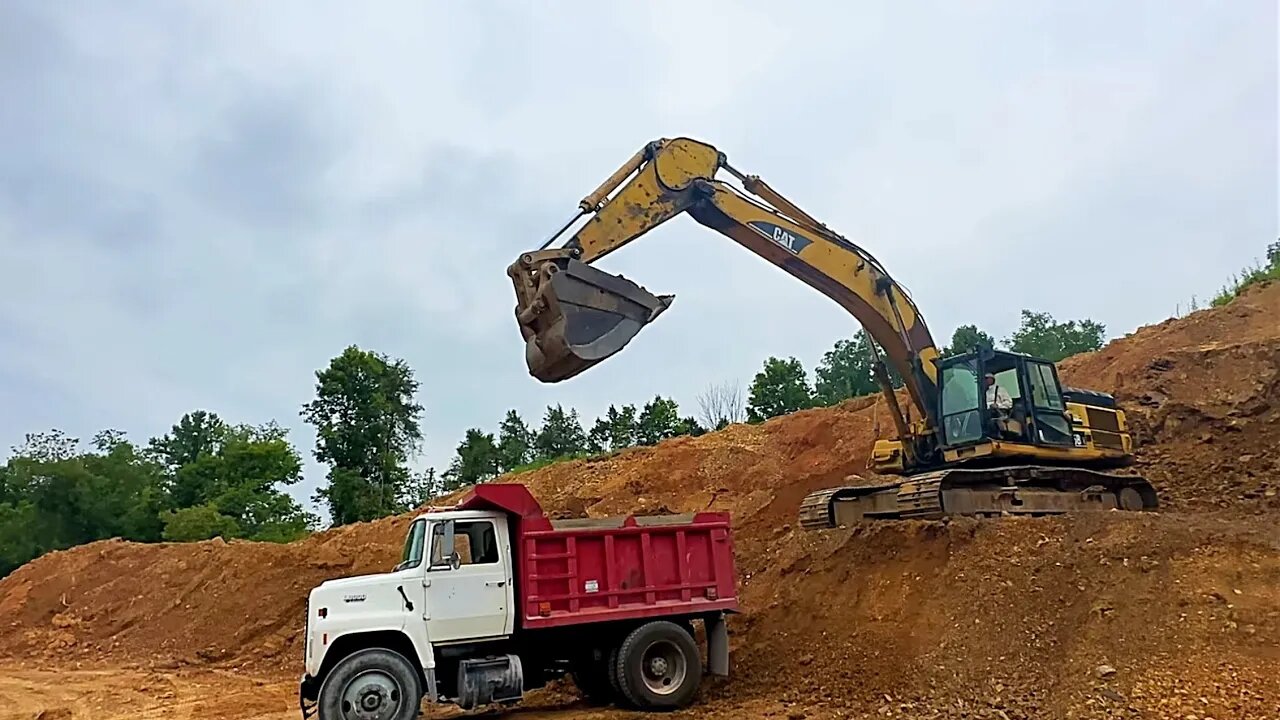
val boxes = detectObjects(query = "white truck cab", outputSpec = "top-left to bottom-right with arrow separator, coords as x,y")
301,509 -> 518,719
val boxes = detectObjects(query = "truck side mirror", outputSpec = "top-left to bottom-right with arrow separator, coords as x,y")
432,520 -> 459,570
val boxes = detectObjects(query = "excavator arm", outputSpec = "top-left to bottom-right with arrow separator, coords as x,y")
508,137 -> 943,457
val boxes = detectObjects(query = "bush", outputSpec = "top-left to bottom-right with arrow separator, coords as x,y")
161,503 -> 242,542
1212,240 -> 1280,307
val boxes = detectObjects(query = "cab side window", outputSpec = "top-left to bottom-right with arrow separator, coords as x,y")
462,521 -> 499,564
430,520 -> 500,568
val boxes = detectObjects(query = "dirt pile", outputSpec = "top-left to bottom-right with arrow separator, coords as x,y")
2,283 -> 1279,718
1060,281 -> 1280,513
0,513 -> 416,671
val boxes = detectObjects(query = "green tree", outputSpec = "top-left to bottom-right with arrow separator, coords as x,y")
636,396 -> 681,445
1005,310 -> 1106,362
300,345 -> 424,525
147,410 -> 226,473
673,416 -> 707,437
398,468 -> 442,509
443,429 -> 501,491
747,356 -> 814,422
534,405 -> 587,459
813,332 -> 878,406
603,405 -> 639,450
150,413 -> 316,541
11,429 -> 79,463
586,416 -> 612,454
0,431 -> 168,577
204,422 -> 314,541
941,324 -> 996,358
495,410 -> 535,473
161,503 -> 242,542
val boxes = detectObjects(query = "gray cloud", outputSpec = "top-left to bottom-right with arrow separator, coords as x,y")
1,0 -> 1274,520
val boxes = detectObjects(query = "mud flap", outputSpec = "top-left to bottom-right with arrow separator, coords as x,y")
522,258 -> 673,382
706,613 -> 730,677
298,674 -> 318,719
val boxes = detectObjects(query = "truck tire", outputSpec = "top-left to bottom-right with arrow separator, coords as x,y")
612,620 -> 703,710
317,648 -> 422,720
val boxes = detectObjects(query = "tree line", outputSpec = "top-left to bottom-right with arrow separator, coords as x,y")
0,344 -> 428,577
437,397 -> 710,491
741,309 -> 1107,421
0,413 -> 316,577
0,307 -> 1105,577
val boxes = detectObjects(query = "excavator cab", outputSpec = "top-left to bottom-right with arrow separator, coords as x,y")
507,250 -> 673,382
936,349 -> 1078,451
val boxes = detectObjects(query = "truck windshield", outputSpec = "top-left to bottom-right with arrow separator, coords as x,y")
396,518 -> 426,571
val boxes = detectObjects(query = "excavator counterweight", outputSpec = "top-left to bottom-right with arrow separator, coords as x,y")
508,252 -> 672,382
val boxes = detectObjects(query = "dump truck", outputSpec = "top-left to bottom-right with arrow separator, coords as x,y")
298,483 -> 738,719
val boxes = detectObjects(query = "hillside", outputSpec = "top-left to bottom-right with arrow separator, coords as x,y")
1,282 -> 1278,719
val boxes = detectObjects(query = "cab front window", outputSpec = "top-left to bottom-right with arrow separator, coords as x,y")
395,518 -> 426,571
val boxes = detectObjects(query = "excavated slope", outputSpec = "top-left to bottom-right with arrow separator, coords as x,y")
1,282 -> 1278,719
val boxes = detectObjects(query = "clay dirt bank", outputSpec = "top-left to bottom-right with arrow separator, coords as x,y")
2,283 -> 1279,720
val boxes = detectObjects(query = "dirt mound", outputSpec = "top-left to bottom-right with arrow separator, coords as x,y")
1060,281 -> 1280,513
726,512 -> 1280,719
0,513 -> 415,670
2,283 -> 1279,718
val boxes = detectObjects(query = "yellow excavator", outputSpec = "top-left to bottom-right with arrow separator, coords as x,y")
506,138 -> 1158,528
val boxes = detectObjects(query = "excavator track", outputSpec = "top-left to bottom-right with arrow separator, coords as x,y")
798,465 -> 1158,530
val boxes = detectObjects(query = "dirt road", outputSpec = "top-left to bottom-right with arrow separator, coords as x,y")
0,664 -> 835,720
0,664 -> 296,720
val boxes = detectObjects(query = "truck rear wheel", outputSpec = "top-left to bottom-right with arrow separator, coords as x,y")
613,620 -> 702,710
317,648 -> 422,720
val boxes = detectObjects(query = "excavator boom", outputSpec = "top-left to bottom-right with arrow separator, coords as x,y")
508,137 -> 942,439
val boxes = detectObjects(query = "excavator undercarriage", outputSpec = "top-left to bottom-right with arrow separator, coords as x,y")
797,466 -> 1159,530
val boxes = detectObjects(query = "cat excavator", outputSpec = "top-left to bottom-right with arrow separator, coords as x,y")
506,137 -> 1158,528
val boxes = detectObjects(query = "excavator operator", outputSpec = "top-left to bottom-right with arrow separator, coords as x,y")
985,373 -> 1015,438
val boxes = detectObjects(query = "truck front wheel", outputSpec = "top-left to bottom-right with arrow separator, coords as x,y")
317,648 -> 422,720
613,620 -> 703,710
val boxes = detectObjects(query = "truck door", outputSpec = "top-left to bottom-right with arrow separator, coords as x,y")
424,516 -> 513,643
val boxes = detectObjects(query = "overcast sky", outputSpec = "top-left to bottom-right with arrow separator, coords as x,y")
2,1 -> 1275,519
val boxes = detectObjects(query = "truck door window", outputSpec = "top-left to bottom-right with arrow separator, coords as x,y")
431,520 -> 500,567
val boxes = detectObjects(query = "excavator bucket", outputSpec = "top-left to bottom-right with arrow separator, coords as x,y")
513,257 -> 673,383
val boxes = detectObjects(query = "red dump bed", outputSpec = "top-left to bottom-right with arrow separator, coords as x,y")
454,484 -> 739,630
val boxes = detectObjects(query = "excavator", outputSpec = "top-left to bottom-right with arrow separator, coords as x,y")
506,137 -> 1158,529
